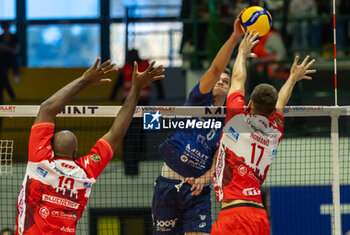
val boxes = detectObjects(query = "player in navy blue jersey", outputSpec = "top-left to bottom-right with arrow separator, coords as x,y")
151,10 -> 245,235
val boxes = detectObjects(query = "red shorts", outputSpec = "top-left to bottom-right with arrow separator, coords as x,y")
211,203 -> 270,235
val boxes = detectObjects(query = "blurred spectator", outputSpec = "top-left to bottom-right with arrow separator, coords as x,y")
332,0 -> 349,56
338,0 -> 350,55
264,0 -> 285,31
109,49 -> 164,102
0,21 -> 19,103
1,228 -> 14,235
109,49 -> 164,175
232,0 -> 250,18
180,0 -> 209,69
316,0 -> 349,57
251,27 -> 289,90
289,0 -> 321,55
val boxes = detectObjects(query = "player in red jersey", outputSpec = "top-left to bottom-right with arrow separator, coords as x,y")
211,31 -> 316,235
15,58 -> 164,235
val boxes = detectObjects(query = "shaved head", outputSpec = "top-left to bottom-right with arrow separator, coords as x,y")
52,130 -> 78,160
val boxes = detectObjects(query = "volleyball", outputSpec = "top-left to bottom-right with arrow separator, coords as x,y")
240,6 -> 272,37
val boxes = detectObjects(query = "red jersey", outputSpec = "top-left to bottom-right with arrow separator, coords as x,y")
214,91 -> 284,203
122,60 -> 150,99
16,122 -> 113,234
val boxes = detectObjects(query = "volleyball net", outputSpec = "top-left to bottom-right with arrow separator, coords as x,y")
0,105 -> 349,235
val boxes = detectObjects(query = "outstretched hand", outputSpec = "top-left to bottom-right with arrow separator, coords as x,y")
132,61 -> 165,90
233,9 -> 245,39
238,30 -> 259,58
289,55 -> 316,82
82,57 -> 118,85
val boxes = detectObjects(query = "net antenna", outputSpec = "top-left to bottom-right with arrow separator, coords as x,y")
333,0 -> 338,106
0,140 -> 14,175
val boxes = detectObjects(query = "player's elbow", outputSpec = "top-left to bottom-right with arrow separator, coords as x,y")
39,100 -> 61,118
209,65 -> 222,78
40,100 -> 55,113
103,130 -> 121,153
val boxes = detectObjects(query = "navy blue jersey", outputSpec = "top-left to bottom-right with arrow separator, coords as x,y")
159,83 -> 223,178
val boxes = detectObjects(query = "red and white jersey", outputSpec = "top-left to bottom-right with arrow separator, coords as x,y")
214,91 -> 284,203
16,122 -> 113,235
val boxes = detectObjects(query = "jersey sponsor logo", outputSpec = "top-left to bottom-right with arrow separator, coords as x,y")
61,162 -> 75,170
53,166 -> 64,175
250,132 -> 269,146
52,210 -> 77,220
242,187 -> 261,196
61,226 -> 75,233
248,119 -> 278,138
36,167 -> 48,178
143,111 -> 161,130
39,206 -> 50,219
18,188 -> 25,218
52,166 -> 75,178
199,222 -> 206,228
276,117 -> 283,126
156,218 -> 178,231
272,149 -> 277,156
84,182 -> 92,188
215,147 -> 225,180
228,127 -> 239,141
238,165 -> 247,176
185,144 -> 209,160
42,194 -> 79,209
180,155 -> 188,163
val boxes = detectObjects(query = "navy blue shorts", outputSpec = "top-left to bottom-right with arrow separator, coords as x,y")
152,176 -> 212,234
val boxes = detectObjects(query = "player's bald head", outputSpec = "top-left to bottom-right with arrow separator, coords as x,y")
52,130 -> 78,160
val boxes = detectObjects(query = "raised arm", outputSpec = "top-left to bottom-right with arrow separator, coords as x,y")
35,58 -> 117,124
102,61 -> 165,152
198,10 -> 244,94
228,30 -> 259,96
276,55 -> 316,113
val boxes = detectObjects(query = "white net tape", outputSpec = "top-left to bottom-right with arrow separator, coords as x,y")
0,105 -> 349,117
